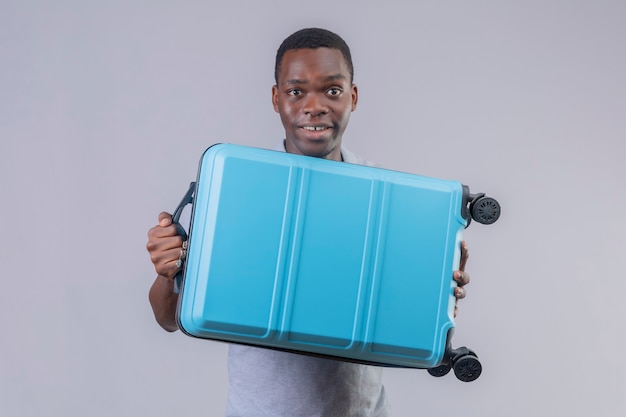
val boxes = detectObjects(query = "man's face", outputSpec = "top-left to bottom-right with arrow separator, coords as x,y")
272,48 -> 358,161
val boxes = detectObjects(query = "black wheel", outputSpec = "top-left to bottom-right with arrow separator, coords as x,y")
427,363 -> 452,377
470,197 -> 501,225
453,355 -> 482,382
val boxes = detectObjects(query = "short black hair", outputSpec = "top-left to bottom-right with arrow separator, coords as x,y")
274,28 -> 354,84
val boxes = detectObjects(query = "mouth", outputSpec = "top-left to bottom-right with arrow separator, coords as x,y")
299,125 -> 332,132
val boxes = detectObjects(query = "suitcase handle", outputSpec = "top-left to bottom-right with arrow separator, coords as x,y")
171,181 -> 196,240
171,181 -> 196,293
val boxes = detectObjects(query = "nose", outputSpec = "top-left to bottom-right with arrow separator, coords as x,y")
303,93 -> 328,116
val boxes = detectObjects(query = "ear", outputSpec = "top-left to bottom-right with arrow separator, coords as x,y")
272,85 -> 279,113
351,84 -> 358,111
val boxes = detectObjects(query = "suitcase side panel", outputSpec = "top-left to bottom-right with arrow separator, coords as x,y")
179,148 -> 294,338
281,166 -> 376,349
365,176 -> 461,365
179,144 -> 466,368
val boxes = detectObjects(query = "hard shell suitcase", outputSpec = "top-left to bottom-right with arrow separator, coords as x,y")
174,143 -> 500,382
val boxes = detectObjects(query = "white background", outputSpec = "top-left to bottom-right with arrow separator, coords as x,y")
2,1 -> 625,416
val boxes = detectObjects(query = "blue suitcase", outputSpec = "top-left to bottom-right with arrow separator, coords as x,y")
173,143 -> 500,382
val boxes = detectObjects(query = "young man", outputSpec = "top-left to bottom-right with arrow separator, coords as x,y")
147,28 -> 470,417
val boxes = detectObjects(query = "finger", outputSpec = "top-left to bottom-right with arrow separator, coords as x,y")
148,212 -> 186,239
157,263 -> 180,281
158,211 -> 173,227
164,257 -> 184,273
148,224 -> 178,240
159,234 -> 184,250
155,247 -> 185,278
454,286 -> 467,300
148,237 -> 185,265
459,240 -> 469,271
453,270 -> 470,286
147,231 -> 184,254
156,242 -> 186,262
163,245 -> 186,262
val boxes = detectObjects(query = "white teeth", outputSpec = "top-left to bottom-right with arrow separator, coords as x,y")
302,126 -> 328,131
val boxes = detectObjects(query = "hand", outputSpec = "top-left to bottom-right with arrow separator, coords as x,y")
452,240 -> 470,318
146,212 -> 185,281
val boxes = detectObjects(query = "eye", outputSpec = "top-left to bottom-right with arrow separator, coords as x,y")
287,89 -> 302,97
327,87 -> 342,97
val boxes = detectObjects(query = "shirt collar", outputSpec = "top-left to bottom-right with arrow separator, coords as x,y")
273,140 -> 361,164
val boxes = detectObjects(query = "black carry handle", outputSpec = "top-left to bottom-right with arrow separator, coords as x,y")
172,181 -> 196,240
171,181 -> 196,293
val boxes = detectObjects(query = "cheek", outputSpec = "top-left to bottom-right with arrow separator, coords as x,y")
279,104 -> 298,123
338,106 -> 353,125
278,105 -> 296,128
334,98 -> 354,119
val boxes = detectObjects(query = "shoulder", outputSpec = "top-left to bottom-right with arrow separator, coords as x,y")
272,140 -> 286,152
341,146 -> 379,168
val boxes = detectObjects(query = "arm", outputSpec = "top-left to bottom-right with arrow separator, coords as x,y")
146,212 -> 185,332
149,275 -> 179,332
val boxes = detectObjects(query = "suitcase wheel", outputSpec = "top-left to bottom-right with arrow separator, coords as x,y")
452,354 -> 482,382
470,197 -> 501,225
427,363 -> 452,378
430,345 -> 482,382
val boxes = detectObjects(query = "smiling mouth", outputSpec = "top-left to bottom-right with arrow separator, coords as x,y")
300,125 -> 331,131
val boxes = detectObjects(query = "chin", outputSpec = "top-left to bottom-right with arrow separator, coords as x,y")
302,144 -> 336,159
291,138 -> 339,159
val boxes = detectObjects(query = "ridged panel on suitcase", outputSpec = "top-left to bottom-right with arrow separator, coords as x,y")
174,143 -> 500,382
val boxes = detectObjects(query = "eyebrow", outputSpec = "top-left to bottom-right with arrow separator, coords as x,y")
285,74 -> 347,85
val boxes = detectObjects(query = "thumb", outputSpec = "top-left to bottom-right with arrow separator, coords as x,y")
158,212 -> 173,227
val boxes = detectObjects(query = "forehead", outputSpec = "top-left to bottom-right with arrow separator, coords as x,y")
277,48 -> 350,84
